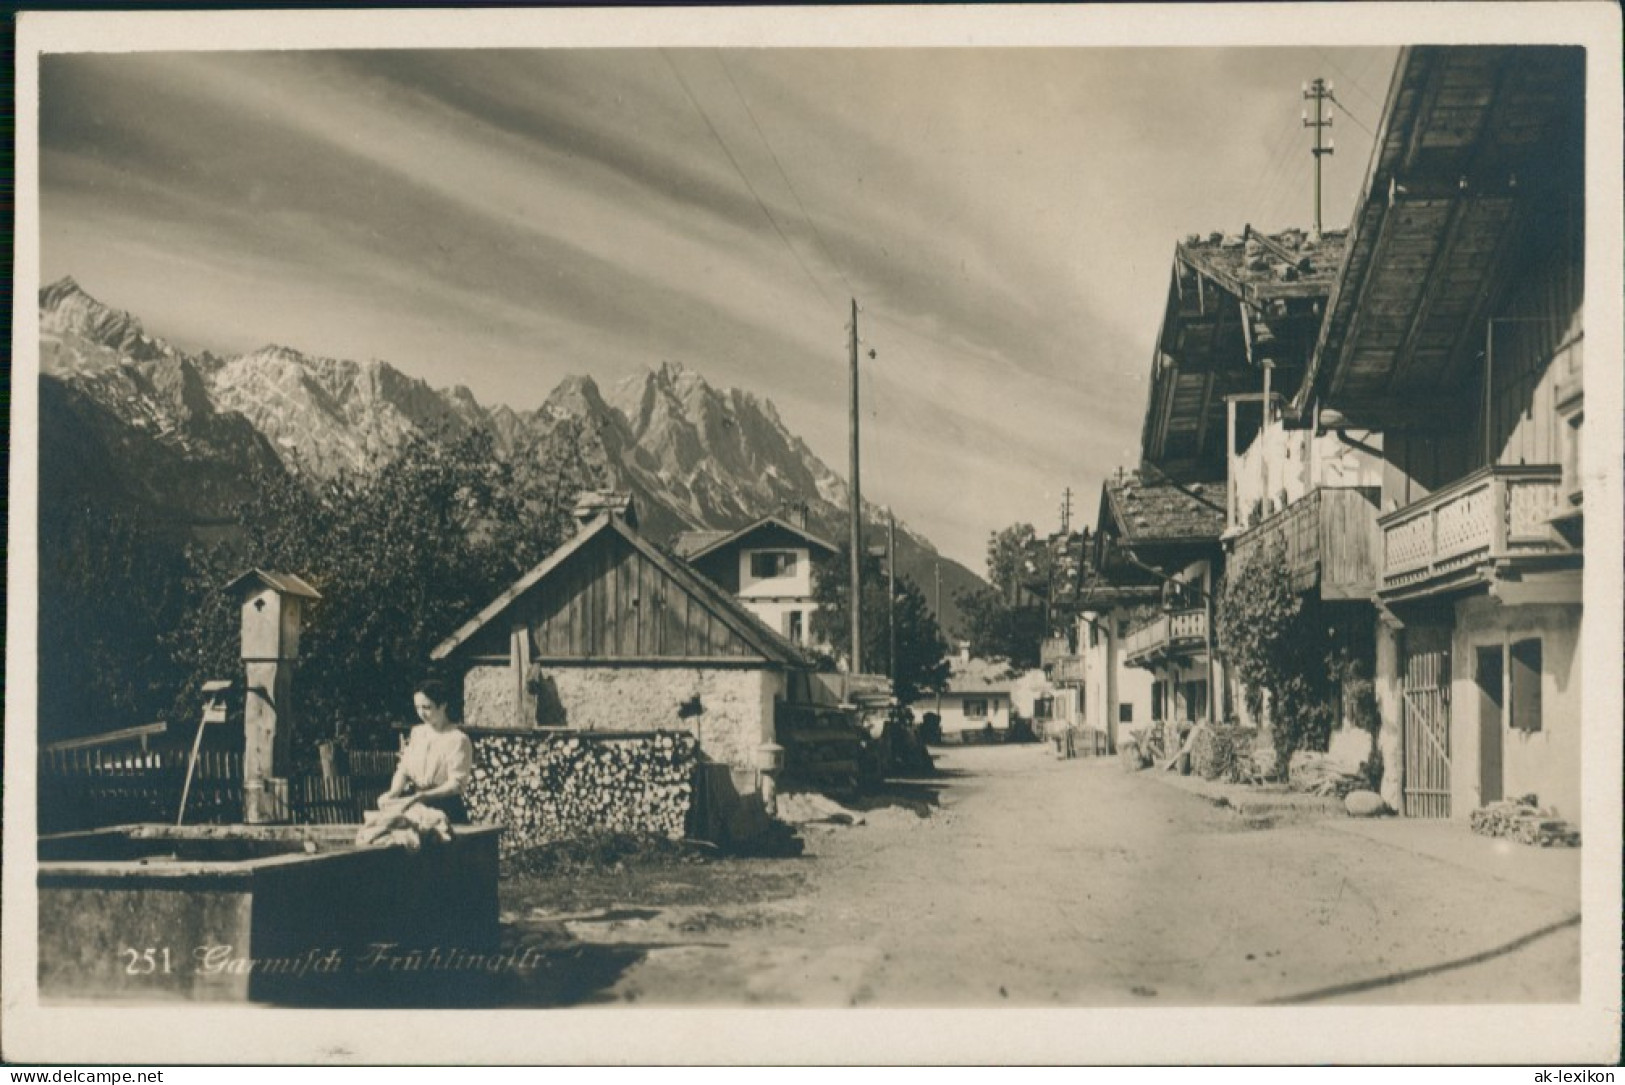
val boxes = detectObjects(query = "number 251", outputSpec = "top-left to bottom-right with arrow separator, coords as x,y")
121,947 -> 173,975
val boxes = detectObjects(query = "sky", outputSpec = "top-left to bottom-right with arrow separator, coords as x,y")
38,44 -> 1397,571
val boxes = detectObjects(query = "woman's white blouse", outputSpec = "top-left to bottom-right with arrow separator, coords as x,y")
398,723 -> 474,794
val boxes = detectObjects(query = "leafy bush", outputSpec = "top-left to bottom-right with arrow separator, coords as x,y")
1214,538 -> 1336,775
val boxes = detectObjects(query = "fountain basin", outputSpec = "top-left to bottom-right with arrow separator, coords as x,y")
39,823 -> 502,1004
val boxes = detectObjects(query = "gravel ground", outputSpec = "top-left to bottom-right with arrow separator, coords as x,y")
494,743 -> 1581,1008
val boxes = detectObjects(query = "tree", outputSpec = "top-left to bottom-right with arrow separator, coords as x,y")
170,428 -> 598,754
809,543 -> 951,704
1214,538 -> 1336,771
38,505 -> 193,742
952,521 -> 1052,670
955,587 -> 1048,671
985,522 -> 1047,602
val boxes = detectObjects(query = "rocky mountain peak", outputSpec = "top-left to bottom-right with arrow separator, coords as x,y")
40,276 -> 174,363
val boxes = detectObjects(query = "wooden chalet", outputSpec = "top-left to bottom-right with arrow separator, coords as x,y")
1290,46 -> 1585,820
431,496 -> 816,778
1090,470 -> 1229,742
1144,225 -> 1346,484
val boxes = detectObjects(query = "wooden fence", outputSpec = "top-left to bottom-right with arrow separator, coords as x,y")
39,746 -> 401,834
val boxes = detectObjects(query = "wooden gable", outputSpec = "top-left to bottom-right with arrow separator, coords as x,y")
527,527 -> 762,661
433,515 -> 809,667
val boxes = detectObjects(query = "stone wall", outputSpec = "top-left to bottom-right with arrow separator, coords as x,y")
460,662 -> 781,774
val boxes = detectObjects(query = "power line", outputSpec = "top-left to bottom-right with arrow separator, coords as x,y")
659,49 -> 835,311
1317,49 -> 1385,113
715,53 -> 858,298
1327,92 -> 1377,139
1245,106 -> 1312,217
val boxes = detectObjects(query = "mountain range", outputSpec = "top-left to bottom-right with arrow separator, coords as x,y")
37,277 -> 984,633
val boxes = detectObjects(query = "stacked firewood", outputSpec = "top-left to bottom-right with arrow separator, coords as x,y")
1286,751 -> 1368,797
1470,796 -> 1581,848
465,731 -> 700,854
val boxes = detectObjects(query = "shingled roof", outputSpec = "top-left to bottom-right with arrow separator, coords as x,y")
1102,470 -> 1228,548
1142,226 -> 1346,472
1174,226 -> 1347,306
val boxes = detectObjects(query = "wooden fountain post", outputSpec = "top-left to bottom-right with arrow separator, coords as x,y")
224,570 -> 322,824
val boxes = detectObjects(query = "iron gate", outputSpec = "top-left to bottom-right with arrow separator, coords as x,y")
1402,644 -> 1452,817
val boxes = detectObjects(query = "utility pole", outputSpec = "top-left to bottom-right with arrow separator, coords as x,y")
887,509 -> 897,685
934,560 -> 943,719
1302,78 -> 1335,239
1059,487 -> 1073,535
848,297 -> 863,674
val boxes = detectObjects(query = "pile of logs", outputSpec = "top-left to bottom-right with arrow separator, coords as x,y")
1287,751 -> 1368,797
465,731 -> 700,854
1470,796 -> 1581,848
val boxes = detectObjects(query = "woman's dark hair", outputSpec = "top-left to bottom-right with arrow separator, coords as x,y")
413,677 -> 456,715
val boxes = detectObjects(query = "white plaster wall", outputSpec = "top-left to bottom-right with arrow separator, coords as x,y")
1232,417 -> 1383,530
1115,646 -> 1155,733
461,663 -> 782,773
739,597 -> 821,647
1009,668 -> 1058,718
1452,597 -> 1582,820
936,692 -> 1011,735
1083,609 -> 1155,745
736,547 -> 814,599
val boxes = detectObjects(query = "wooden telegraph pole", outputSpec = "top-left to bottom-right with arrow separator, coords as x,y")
887,509 -> 897,683
1303,78 -> 1335,239
848,298 -> 863,674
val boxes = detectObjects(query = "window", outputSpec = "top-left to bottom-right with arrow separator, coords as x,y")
750,551 -> 797,579
787,610 -> 804,644
1119,703 -> 1134,724
963,698 -> 989,719
1151,683 -> 1164,721
1117,619 -> 1130,639
1034,696 -> 1054,721
1089,624 -> 1099,648
1510,638 -> 1543,732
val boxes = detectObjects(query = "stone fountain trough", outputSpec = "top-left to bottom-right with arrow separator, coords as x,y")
38,822 -> 502,1004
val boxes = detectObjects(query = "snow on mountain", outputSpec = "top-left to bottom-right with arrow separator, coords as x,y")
36,277 -> 985,628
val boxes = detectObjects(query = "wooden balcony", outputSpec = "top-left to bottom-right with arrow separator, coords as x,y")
1048,655 -> 1085,685
1040,637 -> 1075,666
1378,465 -> 1569,600
1123,608 -> 1207,668
1229,487 -> 1381,601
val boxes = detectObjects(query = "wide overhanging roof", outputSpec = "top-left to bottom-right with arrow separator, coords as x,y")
1291,46 -> 1584,425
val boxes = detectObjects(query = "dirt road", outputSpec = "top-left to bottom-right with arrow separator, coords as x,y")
502,744 -> 1580,1007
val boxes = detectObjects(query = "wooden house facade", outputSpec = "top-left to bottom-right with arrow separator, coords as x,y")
1291,46 -> 1586,819
432,500 -> 815,780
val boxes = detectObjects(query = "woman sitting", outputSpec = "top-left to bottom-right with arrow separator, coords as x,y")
381,678 -> 475,824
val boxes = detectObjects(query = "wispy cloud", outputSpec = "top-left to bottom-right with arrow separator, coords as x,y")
39,46 -> 1395,568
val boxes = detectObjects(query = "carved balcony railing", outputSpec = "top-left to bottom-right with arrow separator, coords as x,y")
1378,465 -> 1566,598
1123,608 -> 1207,668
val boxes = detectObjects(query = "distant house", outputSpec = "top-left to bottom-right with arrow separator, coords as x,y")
674,508 -> 837,651
431,493 -> 816,784
914,655 -> 1013,744
1091,470 -> 1230,755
